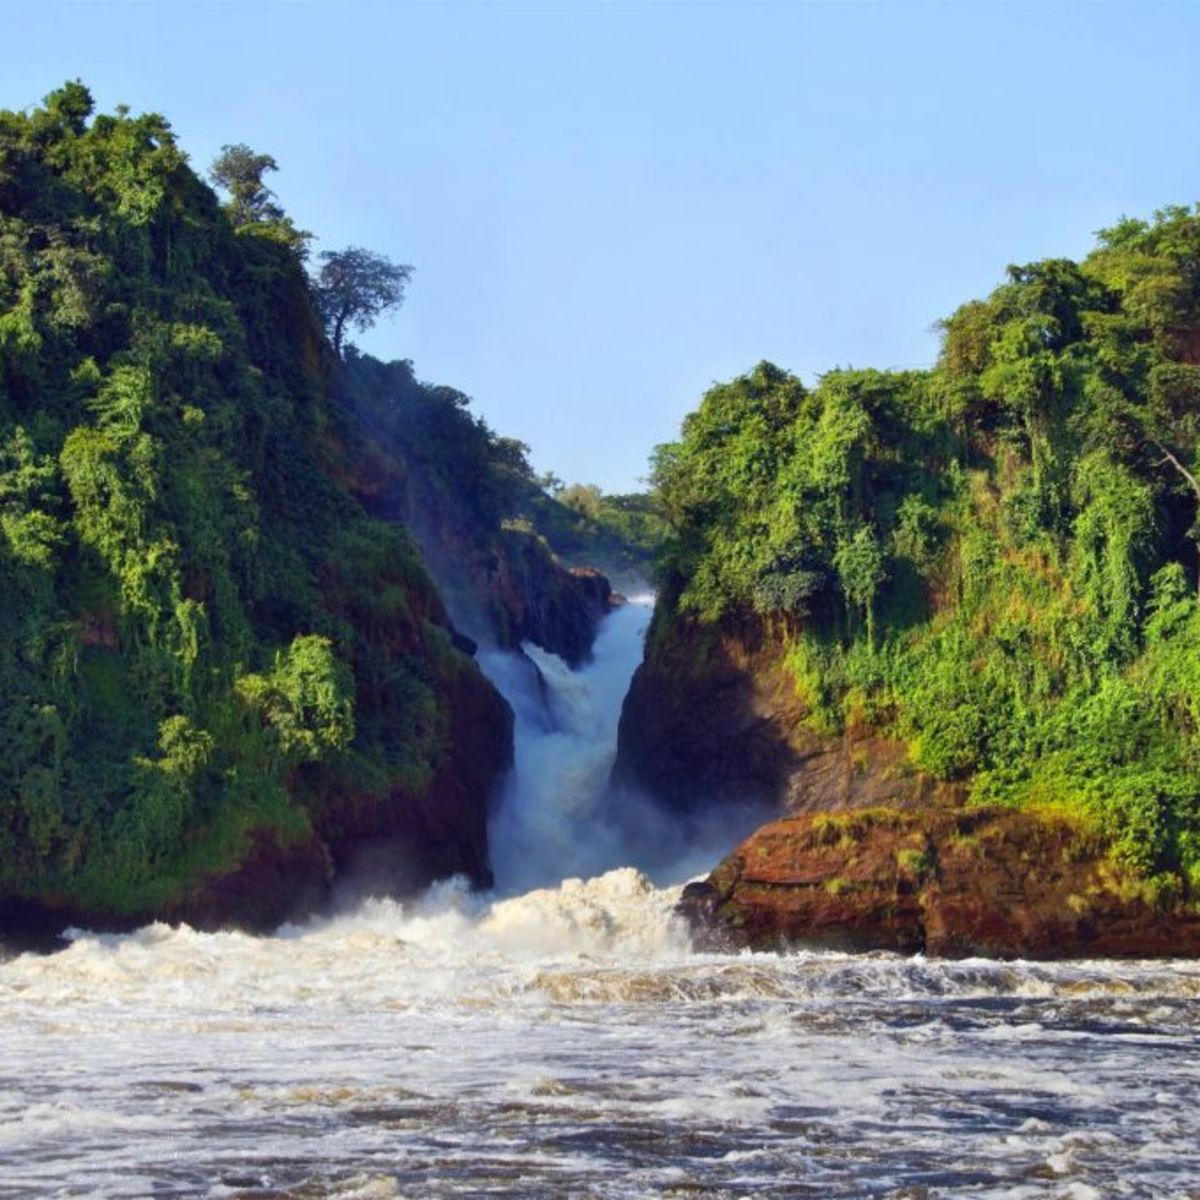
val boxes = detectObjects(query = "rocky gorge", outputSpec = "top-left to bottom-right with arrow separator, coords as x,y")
5,86 -> 1200,967
613,597 -> 1200,959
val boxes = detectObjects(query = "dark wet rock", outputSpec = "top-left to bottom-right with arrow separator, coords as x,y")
675,881 -> 734,952
614,609 -> 962,815
677,880 -> 719,923
450,627 -> 478,656
159,831 -> 333,933
485,537 -> 618,668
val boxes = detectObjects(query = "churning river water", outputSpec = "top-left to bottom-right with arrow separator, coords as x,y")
3,599 -> 1199,1198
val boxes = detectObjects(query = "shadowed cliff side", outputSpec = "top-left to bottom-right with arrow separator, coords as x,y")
614,604 -> 963,815
333,351 -> 619,666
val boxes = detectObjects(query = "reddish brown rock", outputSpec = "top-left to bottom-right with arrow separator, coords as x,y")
684,805 -> 1200,959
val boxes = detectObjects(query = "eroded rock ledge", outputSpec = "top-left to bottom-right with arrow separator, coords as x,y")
680,806 -> 1200,959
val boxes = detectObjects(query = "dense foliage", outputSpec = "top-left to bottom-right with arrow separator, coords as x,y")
652,210 -> 1200,889
0,85 -> 498,914
525,481 -> 666,578
334,347 -> 663,584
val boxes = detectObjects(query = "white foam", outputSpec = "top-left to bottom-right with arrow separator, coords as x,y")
483,596 -> 655,893
4,599 -> 1200,1195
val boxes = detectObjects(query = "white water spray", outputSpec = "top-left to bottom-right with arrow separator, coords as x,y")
5,600 -> 1200,1197
480,594 -> 655,893
479,592 -> 766,894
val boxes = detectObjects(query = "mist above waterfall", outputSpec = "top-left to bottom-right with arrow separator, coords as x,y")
480,595 -> 767,894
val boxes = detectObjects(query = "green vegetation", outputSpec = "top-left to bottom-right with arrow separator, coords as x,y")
332,346 -> 663,592
0,84 -> 514,916
314,248 -> 411,360
651,208 -> 1200,889
525,480 -> 667,578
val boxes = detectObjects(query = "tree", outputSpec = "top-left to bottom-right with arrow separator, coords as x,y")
559,482 -> 604,520
208,143 -> 284,225
311,247 -> 412,357
1145,363 -> 1200,595
43,80 -> 93,134
834,524 -> 886,649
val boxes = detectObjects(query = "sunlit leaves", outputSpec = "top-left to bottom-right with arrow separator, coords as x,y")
653,202 -> 1200,885
236,635 -> 355,766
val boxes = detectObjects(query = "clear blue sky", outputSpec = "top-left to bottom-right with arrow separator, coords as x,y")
5,1 -> 1200,491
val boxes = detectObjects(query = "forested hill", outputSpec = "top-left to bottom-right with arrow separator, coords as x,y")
331,348 -> 666,597
329,349 -> 661,664
625,204 -> 1200,900
0,83 -> 614,929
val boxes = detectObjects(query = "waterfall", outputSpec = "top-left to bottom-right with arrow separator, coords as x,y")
479,594 -> 655,894
476,591 -> 770,894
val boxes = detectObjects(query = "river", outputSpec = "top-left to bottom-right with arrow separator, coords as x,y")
2,598 -> 1199,1197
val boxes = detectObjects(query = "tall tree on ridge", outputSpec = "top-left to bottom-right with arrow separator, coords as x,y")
312,247 -> 412,358
208,143 -> 284,226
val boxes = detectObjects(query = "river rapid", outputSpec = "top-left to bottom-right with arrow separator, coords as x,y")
2,599 -> 1199,1198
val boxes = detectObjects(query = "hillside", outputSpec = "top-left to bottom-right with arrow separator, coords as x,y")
619,207 -> 1200,952
0,84 -> 613,930
331,350 -> 621,666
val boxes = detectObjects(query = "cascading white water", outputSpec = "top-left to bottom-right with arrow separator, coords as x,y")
480,592 -> 767,893
480,593 -> 658,894
3,599 -> 1200,1197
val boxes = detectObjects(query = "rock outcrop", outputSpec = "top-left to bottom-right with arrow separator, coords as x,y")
479,529 -> 617,668
614,609 -> 960,813
343,439 -> 617,666
680,805 -> 1200,958
314,638 -> 513,905
619,603 -> 1200,959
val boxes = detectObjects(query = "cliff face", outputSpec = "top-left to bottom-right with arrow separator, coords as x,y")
680,806 -> 1200,959
341,423 -> 617,667
616,600 -> 1200,958
614,608 -> 960,814
307,607 -> 514,906
614,204 -> 1200,958
483,530 -> 615,667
